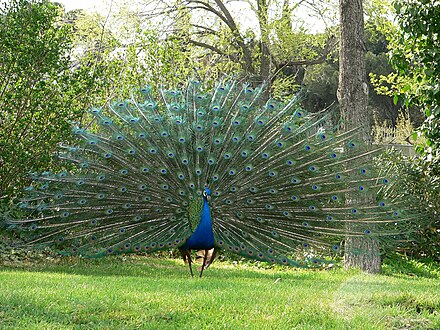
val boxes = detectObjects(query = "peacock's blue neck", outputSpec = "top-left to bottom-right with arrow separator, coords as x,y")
182,196 -> 214,250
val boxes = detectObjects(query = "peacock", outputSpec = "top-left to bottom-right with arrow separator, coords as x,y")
8,81 -> 416,277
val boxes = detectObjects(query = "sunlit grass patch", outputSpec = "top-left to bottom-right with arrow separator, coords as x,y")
0,255 -> 439,329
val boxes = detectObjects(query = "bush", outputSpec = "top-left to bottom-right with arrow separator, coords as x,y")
377,149 -> 439,260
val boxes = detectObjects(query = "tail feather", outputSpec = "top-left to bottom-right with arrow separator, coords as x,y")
8,81 -> 420,267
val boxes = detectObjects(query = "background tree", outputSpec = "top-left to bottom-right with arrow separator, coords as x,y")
64,3 -> 206,96
337,0 -> 382,273
0,0 -> 93,200
138,0 -> 337,94
391,0 -> 440,177
376,0 -> 440,260
0,0 -> 210,205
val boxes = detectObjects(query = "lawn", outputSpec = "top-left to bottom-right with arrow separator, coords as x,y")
0,254 -> 439,329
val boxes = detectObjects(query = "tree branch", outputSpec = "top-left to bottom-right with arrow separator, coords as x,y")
192,24 -> 219,35
274,35 -> 337,69
186,39 -> 226,56
212,0 -> 255,74
185,0 -> 228,24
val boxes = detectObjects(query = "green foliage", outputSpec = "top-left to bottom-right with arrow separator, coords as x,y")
0,0 -> 95,198
0,1 -> 209,201
372,110 -> 415,144
363,12 -> 406,126
68,6 -> 217,95
270,25 -> 328,66
145,0 -> 338,97
376,149 -> 439,260
303,13 -> 400,124
383,253 -> 440,278
302,61 -> 339,111
374,1 -> 440,258
0,255 -> 439,329
391,0 -> 440,176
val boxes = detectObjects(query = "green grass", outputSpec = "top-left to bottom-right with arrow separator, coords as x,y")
0,255 -> 439,329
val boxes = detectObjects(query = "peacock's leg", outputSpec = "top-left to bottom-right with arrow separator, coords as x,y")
208,248 -> 217,268
188,254 -> 194,277
199,249 -> 208,278
181,249 -> 194,277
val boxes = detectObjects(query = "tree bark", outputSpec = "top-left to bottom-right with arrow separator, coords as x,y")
337,0 -> 381,273
256,0 -> 270,83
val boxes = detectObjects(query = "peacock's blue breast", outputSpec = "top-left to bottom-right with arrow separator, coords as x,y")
182,198 -> 214,250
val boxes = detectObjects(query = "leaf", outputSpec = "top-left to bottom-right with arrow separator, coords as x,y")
402,84 -> 411,93
412,132 -> 418,142
393,94 -> 399,105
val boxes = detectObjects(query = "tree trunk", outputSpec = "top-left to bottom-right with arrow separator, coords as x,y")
256,0 -> 270,83
337,0 -> 381,273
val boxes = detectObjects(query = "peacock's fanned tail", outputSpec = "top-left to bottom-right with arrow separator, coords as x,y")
9,81 -> 417,266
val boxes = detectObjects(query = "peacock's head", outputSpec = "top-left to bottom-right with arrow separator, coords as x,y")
203,187 -> 211,201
